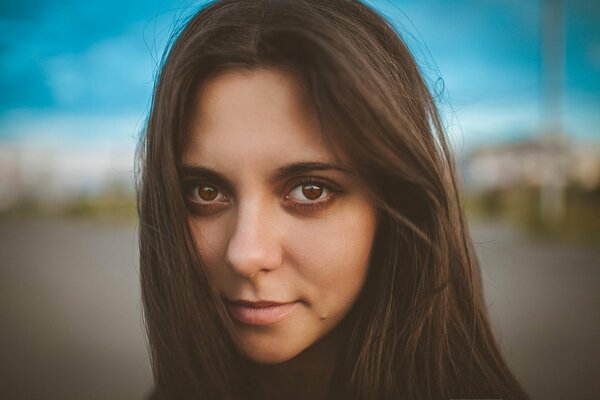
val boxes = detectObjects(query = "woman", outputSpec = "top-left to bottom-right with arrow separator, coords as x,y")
138,0 -> 530,399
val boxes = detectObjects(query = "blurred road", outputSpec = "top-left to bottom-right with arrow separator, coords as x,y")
0,218 -> 598,399
0,219 -> 152,400
473,221 -> 600,400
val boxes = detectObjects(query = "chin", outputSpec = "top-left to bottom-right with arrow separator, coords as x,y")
241,341 -> 305,364
237,331 -> 313,364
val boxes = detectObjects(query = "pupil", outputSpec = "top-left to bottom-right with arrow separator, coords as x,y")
302,185 -> 323,200
199,185 -> 218,201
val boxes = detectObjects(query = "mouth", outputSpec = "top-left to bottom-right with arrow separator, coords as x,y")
225,299 -> 300,326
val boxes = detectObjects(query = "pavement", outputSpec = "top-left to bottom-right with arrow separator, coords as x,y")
0,217 -> 598,399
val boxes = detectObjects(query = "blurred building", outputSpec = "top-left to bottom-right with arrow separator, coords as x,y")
464,137 -> 600,193
0,144 -> 135,210
463,139 -> 600,191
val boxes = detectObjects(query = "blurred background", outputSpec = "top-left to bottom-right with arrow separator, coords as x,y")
0,0 -> 598,399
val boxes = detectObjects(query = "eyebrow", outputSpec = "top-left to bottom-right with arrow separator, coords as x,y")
180,161 -> 352,189
269,162 -> 353,181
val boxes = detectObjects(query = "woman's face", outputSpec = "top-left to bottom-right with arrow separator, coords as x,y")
182,68 -> 377,364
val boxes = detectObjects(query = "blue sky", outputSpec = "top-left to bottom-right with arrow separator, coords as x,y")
0,0 -> 599,153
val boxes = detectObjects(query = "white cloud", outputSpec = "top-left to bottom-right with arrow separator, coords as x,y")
0,110 -> 142,202
0,109 -> 144,148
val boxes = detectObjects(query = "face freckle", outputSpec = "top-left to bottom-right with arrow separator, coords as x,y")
182,68 -> 378,364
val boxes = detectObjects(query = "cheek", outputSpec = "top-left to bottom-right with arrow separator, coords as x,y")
189,218 -> 228,281
285,204 -> 377,306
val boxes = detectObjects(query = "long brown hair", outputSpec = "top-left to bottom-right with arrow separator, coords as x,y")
137,0 -> 529,398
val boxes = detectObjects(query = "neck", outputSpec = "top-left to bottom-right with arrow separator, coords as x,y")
248,326 -> 345,400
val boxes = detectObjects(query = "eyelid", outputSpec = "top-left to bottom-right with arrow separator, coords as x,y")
183,180 -> 231,210
284,176 -> 342,196
283,176 -> 344,210
181,170 -> 236,199
182,175 -> 344,214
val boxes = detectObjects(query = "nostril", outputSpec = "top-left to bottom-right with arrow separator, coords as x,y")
225,233 -> 282,278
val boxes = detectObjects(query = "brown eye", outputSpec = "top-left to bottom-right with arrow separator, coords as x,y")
288,182 -> 330,202
283,177 -> 343,211
186,183 -> 228,205
197,184 -> 218,201
301,184 -> 323,200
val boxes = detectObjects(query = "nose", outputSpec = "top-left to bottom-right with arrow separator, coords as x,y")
225,200 -> 283,279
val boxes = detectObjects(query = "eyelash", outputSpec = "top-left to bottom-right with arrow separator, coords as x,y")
183,177 -> 343,215
284,177 -> 342,210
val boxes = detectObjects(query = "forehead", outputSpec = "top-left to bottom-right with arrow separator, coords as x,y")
183,68 -> 338,172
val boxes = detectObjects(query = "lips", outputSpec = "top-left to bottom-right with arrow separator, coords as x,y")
226,299 -> 299,326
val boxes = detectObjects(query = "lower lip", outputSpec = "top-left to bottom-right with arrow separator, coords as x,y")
227,301 -> 299,326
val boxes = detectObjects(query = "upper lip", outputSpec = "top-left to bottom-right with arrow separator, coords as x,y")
227,299 -> 295,308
